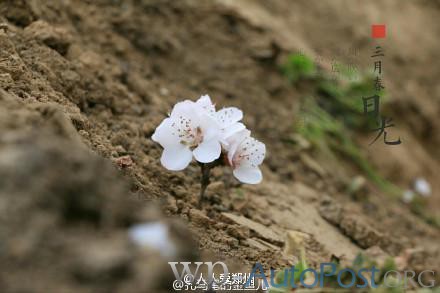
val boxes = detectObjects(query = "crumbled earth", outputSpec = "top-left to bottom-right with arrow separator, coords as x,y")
0,91 -> 199,292
0,0 -> 439,292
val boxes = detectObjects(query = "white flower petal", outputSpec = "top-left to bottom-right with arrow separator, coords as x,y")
222,122 -> 246,141
246,139 -> 266,166
196,95 -> 216,116
226,129 -> 251,163
170,100 -> 193,116
161,145 -> 192,171
216,107 -> 243,128
198,113 -> 221,141
193,138 -> 221,163
151,118 -> 180,148
170,100 -> 200,125
232,135 -> 265,167
233,166 -> 262,184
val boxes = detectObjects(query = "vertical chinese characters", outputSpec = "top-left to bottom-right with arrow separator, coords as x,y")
362,46 -> 401,145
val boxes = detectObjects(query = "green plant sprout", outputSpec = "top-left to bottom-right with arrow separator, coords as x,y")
281,53 -> 317,83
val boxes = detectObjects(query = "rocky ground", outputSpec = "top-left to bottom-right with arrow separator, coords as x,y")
0,0 -> 439,292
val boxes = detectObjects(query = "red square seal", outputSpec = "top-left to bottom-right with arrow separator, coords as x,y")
372,24 -> 386,39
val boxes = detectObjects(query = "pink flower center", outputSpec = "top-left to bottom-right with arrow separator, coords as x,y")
171,116 -> 203,148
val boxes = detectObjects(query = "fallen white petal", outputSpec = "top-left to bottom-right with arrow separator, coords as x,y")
414,178 -> 431,197
128,222 -> 177,258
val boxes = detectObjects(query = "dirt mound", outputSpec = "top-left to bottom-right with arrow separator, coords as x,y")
0,92 -> 201,292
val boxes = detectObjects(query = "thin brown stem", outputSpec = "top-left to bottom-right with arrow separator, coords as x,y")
199,163 -> 211,208
198,156 -> 226,208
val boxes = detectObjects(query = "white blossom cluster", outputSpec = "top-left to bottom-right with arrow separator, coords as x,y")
152,95 -> 265,184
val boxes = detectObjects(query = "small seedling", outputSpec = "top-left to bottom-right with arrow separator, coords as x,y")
281,53 -> 317,83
